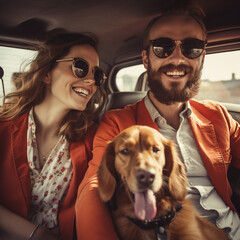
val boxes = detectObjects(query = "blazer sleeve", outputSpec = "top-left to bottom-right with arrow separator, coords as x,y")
75,111 -> 123,240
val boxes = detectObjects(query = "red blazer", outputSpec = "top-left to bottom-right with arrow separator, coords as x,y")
0,111 -> 97,240
76,98 -> 240,240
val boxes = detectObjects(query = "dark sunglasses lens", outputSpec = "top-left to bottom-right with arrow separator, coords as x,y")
152,38 -> 175,58
73,59 -> 89,78
94,68 -> 105,86
182,38 -> 205,59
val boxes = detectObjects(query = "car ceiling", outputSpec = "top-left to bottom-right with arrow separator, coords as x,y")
0,0 -> 240,73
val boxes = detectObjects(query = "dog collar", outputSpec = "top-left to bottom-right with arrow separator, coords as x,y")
127,202 -> 182,240
127,202 -> 182,230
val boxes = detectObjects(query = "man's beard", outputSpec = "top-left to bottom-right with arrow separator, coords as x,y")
147,61 -> 203,105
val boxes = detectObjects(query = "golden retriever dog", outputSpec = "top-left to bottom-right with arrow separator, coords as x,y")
97,125 -> 228,240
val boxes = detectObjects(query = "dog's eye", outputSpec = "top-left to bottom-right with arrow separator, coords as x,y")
120,148 -> 131,155
152,146 -> 160,153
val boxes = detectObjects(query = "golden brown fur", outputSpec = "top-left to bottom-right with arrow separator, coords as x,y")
98,125 -> 228,240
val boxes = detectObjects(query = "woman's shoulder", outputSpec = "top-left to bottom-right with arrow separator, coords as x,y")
86,122 -> 98,139
69,122 -> 98,159
0,111 -> 29,127
70,122 -> 98,145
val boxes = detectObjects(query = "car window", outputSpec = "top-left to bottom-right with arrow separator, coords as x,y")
196,51 -> 240,104
0,46 -> 36,103
115,50 -> 240,104
116,65 -> 145,91
1,46 -> 240,105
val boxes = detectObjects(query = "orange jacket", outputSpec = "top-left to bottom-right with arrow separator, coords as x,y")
76,99 -> 240,240
0,111 -> 97,240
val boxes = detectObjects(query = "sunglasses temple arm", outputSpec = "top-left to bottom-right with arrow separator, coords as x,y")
56,58 -> 74,62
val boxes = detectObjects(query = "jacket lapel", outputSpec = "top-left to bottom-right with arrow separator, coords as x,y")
135,99 -> 235,211
189,107 -> 234,209
136,99 -> 159,131
11,112 -> 32,216
58,141 -> 87,239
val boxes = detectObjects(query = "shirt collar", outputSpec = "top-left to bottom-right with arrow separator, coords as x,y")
144,92 -> 192,123
144,93 -> 161,123
28,107 -> 36,134
180,101 -> 192,118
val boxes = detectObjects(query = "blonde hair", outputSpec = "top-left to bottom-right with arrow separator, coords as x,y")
0,32 -> 107,141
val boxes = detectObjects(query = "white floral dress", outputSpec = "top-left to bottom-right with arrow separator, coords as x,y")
27,108 -> 73,231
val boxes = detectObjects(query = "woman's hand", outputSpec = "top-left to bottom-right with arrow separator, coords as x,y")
0,205 -> 59,240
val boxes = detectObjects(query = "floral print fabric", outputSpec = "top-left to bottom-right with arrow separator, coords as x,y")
27,108 -> 73,229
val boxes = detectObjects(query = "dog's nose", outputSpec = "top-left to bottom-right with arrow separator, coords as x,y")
136,169 -> 155,186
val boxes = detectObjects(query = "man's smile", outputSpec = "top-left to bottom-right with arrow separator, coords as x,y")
165,71 -> 186,77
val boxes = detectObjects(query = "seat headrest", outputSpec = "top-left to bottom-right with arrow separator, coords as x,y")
99,91 -> 147,120
105,91 -> 147,111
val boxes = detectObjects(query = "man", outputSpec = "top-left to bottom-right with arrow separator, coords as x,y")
75,4 -> 240,240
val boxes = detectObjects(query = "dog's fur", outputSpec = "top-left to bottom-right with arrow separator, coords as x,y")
97,125 -> 228,240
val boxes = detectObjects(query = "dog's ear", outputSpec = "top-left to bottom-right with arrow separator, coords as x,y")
97,141 -> 117,202
164,140 -> 187,201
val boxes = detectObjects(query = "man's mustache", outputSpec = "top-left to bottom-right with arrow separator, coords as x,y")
157,64 -> 193,74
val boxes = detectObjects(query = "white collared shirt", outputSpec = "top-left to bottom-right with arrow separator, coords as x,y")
144,94 -> 240,239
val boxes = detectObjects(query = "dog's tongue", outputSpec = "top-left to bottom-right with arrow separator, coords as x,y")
134,189 -> 156,220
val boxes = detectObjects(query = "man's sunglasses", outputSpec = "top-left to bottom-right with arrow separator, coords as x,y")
149,37 -> 207,59
56,58 -> 106,86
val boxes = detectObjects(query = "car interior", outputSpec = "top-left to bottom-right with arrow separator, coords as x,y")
0,0 -> 240,212
1,0 -> 240,116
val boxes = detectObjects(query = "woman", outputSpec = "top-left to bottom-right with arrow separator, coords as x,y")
0,32 -> 106,240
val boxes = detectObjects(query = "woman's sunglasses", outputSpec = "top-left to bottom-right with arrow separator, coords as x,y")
149,37 -> 207,59
56,58 -> 107,86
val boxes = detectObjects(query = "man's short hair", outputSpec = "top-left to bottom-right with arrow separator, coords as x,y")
143,0 -> 207,50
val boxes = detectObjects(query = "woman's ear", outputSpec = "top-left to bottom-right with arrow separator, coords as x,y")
142,50 -> 149,69
43,73 -> 51,84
